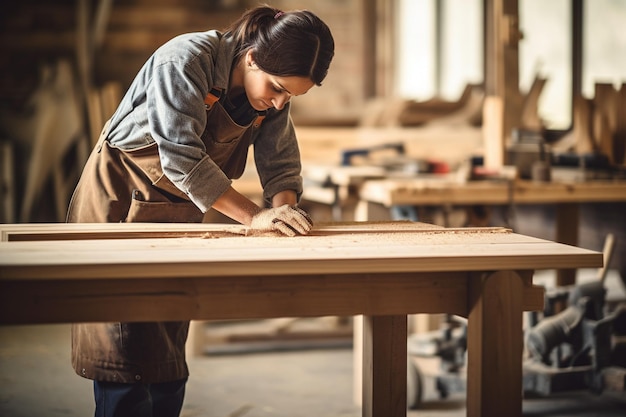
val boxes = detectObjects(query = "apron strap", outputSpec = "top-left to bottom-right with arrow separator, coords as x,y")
204,87 -> 222,110
205,87 -> 266,128
96,119 -> 112,153
253,112 -> 266,128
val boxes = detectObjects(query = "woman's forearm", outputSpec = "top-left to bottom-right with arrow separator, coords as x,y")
211,186 -> 262,226
211,187 -> 300,226
271,189 -> 298,207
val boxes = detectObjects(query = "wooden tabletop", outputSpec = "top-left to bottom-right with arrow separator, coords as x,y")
0,222 -> 600,281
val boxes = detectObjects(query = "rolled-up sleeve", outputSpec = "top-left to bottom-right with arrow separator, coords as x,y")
253,103 -> 303,205
146,60 -> 232,212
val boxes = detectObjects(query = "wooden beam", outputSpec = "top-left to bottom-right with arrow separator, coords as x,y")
0,271 -> 472,325
466,270 -> 525,417
484,0 -> 523,165
362,315 -> 407,417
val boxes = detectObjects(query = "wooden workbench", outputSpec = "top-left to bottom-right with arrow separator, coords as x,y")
357,178 -> 626,286
359,177 -> 626,206
301,162 -> 625,285
0,221 -> 601,417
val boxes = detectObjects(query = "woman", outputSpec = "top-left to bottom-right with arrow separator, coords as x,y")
66,6 -> 334,417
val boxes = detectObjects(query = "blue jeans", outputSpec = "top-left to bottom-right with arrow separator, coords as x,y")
94,378 -> 187,417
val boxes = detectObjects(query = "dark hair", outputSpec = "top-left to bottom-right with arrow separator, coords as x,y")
225,5 -> 334,86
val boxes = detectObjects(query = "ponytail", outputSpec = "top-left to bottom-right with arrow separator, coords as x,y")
225,5 -> 334,85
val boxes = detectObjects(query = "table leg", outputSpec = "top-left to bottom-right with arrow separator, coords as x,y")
186,320 -> 205,357
555,203 -> 579,286
362,315 -> 408,417
466,270 -> 524,417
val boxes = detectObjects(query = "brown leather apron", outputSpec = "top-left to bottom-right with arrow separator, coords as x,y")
67,88 -> 265,223
67,89 -> 264,383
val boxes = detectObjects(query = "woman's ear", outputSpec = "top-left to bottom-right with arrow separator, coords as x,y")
245,49 -> 257,68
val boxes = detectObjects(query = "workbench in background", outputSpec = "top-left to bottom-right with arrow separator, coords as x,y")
197,123 -> 626,320
299,158 -> 626,287
356,177 -> 626,287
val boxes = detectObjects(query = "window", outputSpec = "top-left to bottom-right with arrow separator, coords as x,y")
395,0 -> 483,101
396,0 -> 626,132
582,0 -> 626,98
519,0 -> 571,130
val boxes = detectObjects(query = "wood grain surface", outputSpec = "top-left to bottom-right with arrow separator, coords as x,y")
0,222 -> 600,280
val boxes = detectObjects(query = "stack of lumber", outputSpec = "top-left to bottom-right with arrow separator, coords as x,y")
360,84 -> 484,128
0,141 -> 14,223
563,83 -> 626,165
0,60 -> 87,223
86,82 -> 122,146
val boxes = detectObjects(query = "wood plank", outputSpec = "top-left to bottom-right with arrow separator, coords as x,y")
484,0 -> 523,160
1,221 -> 513,241
614,83 -> 626,165
0,271 -> 471,325
359,178 -> 626,207
360,179 -> 510,206
0,234 -> 601,280
520,75 -> 547,131
618,83 -> 626,134
511,181 -> 626,203
1,221 -> 443,241
554,203 -> 579,287
483,95 -> 506,168
574,96 -> 595,154
594,83 -> 618,134
0,141 -> 15,223
295,126 -> 482,168
594,111 -> 614,163
302,164 -> 387,186
0,222 -> 249,241
0,269 -> 545,326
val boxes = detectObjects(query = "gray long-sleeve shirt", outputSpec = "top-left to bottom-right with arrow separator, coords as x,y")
106,30 -> 303,212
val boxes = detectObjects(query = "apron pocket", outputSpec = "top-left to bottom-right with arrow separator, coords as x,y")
125,190 -> 203,223
153,173 -> 190,200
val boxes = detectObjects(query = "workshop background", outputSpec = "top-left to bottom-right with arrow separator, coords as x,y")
1,0 -> 626,416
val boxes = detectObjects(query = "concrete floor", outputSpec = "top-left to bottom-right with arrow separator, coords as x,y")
1,269 -> 626,417
1,323 -> 626,417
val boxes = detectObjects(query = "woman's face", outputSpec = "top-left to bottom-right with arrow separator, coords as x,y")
243,52 -> 315,111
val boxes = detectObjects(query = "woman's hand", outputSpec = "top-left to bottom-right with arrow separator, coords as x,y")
250,205 -> 313,236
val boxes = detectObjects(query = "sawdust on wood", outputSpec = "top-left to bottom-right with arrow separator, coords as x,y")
191,223 -> 516,251
200,229 -> 283,239
199,223 -> 511,240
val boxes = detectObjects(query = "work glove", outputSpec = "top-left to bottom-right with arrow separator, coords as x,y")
250,205 -> 313,237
